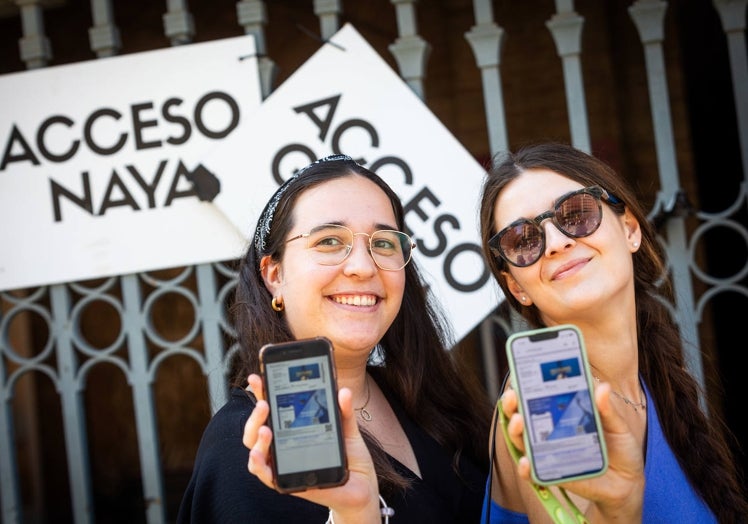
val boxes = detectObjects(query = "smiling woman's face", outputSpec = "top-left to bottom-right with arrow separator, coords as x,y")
262,174 -> 406,358
494,169 -> 640,324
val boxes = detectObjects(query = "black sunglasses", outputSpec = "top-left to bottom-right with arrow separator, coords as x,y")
488,186 -> 622,268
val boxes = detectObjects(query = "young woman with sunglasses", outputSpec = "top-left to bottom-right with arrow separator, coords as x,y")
478,142 -> 747,522
177,155 -> 492,523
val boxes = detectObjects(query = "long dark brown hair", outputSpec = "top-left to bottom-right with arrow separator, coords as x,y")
479,142 -> 747,521
231,156 -> 491,493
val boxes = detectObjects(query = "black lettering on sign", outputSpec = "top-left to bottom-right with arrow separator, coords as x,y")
164,161 -> 198,206
127,163 -> 165,209
271,144 -> 317,185
132,102 -> 161,150
98,170 -> 140,215
1,90 -> 241,170
403,186 -> 441,240
443,242 -> 489,292
163,98 -> 191,146
51,171 -> 93,221
369,156 -> 414,185
293,95 -> 341,141
194,91 -> 240,139
273,94 -> 490,296
49,159 -> 211,221
84,108 -> 128,156
416,213 -> 457,257
0,125 -> 41,170
38,116 -> 79,162
330,119 -> 378,165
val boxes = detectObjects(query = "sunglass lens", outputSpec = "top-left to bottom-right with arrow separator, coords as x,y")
500,221 -> 544,267
556,192 -> 602,237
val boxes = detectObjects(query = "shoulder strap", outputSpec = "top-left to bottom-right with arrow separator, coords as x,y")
482,371 -> 511,524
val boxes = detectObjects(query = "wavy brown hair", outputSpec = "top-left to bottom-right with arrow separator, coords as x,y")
478,142 -> 747,521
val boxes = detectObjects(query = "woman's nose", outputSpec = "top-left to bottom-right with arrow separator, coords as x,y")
542,219 -> 575,258
342,234 -> 378,275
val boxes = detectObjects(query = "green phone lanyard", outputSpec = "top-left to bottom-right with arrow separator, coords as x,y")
493,398 -> 588,523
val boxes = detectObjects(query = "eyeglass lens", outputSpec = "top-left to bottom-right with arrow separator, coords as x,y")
305,224 -> 413,270
493,188 -> 603,267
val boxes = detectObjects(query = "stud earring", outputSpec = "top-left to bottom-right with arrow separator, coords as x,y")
520,295 -> 527,303
633,242 -> 639,248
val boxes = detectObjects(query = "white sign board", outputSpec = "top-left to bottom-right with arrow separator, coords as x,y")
0,36 -> 262,290
211,24 -> 501,341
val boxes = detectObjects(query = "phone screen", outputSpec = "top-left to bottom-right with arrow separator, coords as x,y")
260,337 -> 348,492
506,325 -> 607,485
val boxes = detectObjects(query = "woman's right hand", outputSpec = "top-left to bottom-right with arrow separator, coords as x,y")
501,383 -> 645,522
242,373 -> 381,524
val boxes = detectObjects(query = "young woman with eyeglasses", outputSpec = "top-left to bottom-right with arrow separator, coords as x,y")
478,142 -> 747,522
177,155 -> 492,523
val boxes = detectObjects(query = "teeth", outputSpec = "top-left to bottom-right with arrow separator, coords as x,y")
334,295 -> 376,306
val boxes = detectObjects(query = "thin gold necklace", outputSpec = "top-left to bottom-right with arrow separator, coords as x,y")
592,375 -> 646,413
354,376 -> 372,421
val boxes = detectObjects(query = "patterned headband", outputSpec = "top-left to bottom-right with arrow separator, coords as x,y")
253,154 -> 354,258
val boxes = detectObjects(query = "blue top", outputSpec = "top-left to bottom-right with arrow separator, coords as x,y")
481,382 -> 716,523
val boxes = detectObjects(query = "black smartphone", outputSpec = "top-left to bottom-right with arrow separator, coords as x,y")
505,324 -> 608,485
259,336 -> 348,493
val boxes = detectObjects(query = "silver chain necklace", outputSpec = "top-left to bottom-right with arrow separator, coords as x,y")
354,376 -> 372,421
592,375 -> 646,413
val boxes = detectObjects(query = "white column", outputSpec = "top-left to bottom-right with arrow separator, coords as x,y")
314,0 -> 341,41
88,0 -> 121,58
16,0 -> 52,69
630,0 -> 705,411
713,0 -> 748,182
629,1 -> 678,190
236,0 -> 277,99
546,1 -> 590,152
465,0 -> 508,154
389,0 -> 431,99
163,0 -> 195,46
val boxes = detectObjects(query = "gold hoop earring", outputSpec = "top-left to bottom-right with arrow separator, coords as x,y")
271,296 -> 284,312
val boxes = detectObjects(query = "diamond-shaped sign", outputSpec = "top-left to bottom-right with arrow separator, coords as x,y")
212,24 -> 501,341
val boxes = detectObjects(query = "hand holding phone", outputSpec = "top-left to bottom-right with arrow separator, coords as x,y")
505,324 -> 608,485
244,372 -> 384,521
259,336 -> 349,492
